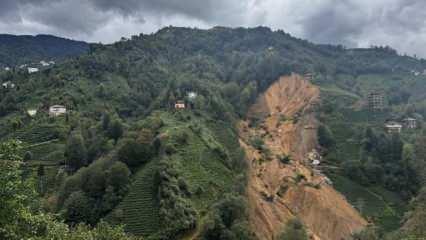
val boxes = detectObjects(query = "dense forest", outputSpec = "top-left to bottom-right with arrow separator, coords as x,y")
0,34 -> 89,68
1,26 -> 426,240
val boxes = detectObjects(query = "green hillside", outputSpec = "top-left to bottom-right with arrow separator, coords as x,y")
2,27 -> 426,239
0,34 -> 89,68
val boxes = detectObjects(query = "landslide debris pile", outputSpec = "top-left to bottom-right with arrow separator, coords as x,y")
239,74 -> 366,240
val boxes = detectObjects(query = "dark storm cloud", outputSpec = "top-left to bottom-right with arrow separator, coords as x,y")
89,0 -> 244,23
298,0 -> 426,52
299,1 -> 369,47
0,0 -> 245,34
1,0 -> 426,57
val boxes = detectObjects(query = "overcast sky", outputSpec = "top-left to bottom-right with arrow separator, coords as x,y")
1,0 -> 426,57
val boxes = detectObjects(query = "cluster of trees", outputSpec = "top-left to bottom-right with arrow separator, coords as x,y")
59,115 -> 160,226
0,140 -> 139,240
156,158 -> 197,238
64,112 -> 124,171
200,195 -> 253,240
342,127 -> 419,198
58,160 -> 131,225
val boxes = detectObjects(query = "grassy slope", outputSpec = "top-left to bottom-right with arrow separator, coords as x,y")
110,111 -> 238,237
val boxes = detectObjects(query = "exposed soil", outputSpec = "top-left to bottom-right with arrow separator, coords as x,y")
239,74 -> 366,240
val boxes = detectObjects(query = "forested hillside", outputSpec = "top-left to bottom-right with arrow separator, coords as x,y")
0,34 -> 89,68
1,26 -> 426,240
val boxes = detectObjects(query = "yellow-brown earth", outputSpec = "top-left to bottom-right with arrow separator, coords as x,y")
239,74 -> 367,240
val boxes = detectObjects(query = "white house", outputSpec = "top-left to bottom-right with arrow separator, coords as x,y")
4,67 -> 10,71
49,105 -> 67,117
403,117 -> 417,129
40,60 -> 50,67
28,67 -> 39,74
27,109 -> 37,117
385,122 -> 402,134
2,81 -> 15,89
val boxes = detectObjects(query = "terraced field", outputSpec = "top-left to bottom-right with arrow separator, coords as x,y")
115,159 -> 160,236
27,142 -> 65,163
330,174 -> 405,231
109,111 -> 238,237
10,124 -> 64,143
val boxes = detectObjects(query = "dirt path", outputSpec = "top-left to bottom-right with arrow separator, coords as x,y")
239,74 -> 366,240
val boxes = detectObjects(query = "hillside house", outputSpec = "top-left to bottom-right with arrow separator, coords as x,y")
49,105 -> 67,117
2,81 -> 15,89
304,73 -> 313,81
368,91 -> 385,110
28,67 -> 39,74
27,109 -> 37,117
40,60 -> 50,67
4,67 -> 10,71
385,122 -> 402,134
403,117 -> 417,129
174,100 -> 186,109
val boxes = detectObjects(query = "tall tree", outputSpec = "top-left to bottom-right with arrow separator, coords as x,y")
108,119 -> 124,143
65,132 -> 88,171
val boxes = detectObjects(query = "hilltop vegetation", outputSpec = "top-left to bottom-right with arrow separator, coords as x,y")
1,26 -> 426,239
0,34 -> 89,68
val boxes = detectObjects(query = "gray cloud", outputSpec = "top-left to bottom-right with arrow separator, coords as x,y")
299,1 -> 369,47
0,0 -> 426,57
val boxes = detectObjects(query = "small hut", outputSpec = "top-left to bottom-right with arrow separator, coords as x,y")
49,105 -> 67,117
174,100 -> 186,109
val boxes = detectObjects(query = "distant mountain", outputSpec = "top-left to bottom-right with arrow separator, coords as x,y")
0,34 -> 89,67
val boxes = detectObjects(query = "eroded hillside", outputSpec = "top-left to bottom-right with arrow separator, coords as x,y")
239,74 -> 366,240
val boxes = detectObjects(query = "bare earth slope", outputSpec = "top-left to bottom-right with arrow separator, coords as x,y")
239,74 -> 366,240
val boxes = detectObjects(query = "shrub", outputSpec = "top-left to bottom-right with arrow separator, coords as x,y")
23,151 -> 33,161
249,136 -> 265,150
295,173 -> 307,183
279,218 -> 308,240
278,154 -> 291,164
118,138 -> 152,168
